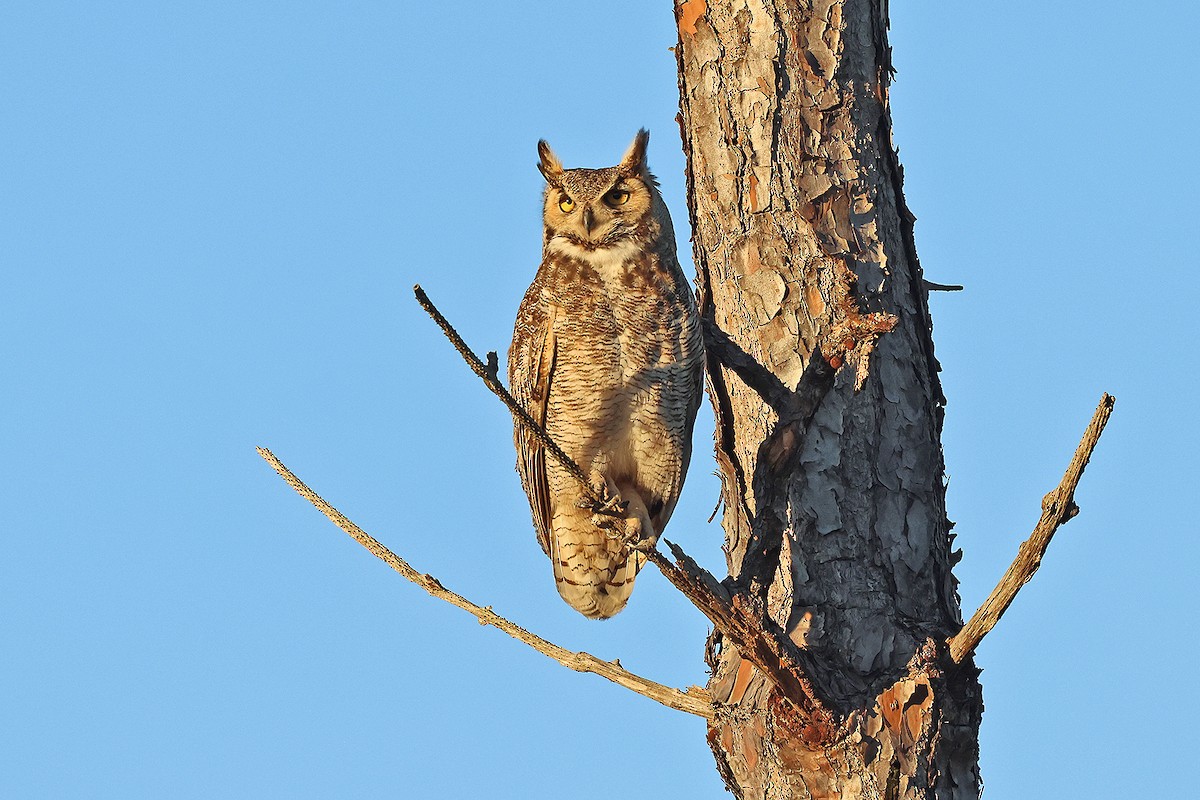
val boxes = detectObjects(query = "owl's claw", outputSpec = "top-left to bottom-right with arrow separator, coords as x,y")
590,494 -> 628,530
594,494 -> 627,515
606,516 -> 659,552
576,492 -> 624,511
627,534 -> 659,553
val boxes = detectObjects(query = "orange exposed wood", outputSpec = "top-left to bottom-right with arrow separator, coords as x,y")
679,0 -> 706,38
729,658 -> 755,704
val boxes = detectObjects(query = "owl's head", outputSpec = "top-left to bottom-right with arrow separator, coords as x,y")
537,130 -> 666,252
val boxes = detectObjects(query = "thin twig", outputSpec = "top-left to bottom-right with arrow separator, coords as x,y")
257,446 -> 714,719
947,393 -> 1116,664
413,284 -> 602,506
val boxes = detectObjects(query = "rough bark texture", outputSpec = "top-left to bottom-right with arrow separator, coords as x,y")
673,1 -> 983,796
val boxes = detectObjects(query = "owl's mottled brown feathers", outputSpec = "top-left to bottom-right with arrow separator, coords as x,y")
509,131 -> 704,619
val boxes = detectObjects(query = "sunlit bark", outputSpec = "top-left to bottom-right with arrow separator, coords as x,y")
674,1 -> 983,795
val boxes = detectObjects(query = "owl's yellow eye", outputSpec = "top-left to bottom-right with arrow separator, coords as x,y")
559,196 -> 575,213
604,189 -> 630,207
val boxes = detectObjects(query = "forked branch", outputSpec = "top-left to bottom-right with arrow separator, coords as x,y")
257,446 -> 714,719
948,393 -> 1116,663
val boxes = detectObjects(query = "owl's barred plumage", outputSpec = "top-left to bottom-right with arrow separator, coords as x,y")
509,131 -> 704,619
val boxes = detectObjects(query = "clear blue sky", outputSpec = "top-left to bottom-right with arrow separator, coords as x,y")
3,2 -> 1195,797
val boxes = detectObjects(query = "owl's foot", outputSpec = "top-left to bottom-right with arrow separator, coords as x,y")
589,492 -> 627,516
578,471 -> 628,526
589,496 -> 628,531
618,516 -> 659,553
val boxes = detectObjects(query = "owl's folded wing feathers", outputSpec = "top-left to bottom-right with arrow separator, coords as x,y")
508,288 -> 558,557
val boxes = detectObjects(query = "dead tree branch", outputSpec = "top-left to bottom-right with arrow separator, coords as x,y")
256,445 -> 714,720
948,393 -> 1116,663
646,542 -> 837,738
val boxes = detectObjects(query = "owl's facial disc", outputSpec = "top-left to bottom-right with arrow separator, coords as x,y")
547,167 -> 652,250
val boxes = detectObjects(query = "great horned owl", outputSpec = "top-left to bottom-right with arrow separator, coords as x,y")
508,130 -> 704,619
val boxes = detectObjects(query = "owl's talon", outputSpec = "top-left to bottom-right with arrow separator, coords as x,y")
621,519 -> 658,552
627,533 -> 659,553
627,528 -> 660,552
590,493 -> 626,516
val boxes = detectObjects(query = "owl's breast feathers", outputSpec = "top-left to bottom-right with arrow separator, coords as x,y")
509,242 -> 704,549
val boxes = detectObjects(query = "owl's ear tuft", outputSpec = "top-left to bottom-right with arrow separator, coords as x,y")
537,140 -> 564,186
618,129 -> 650,178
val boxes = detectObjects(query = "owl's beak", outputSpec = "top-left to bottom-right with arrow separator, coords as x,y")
582,206 -> 596,235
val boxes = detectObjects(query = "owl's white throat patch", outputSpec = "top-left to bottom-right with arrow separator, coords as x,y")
547,237 -> 642,283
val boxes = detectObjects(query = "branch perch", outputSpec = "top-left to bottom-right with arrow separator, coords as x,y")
948,393 -> 1116,663
646,542 -> 836,738
257,446 -> 714,720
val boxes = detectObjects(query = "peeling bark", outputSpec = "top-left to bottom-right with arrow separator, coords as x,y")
673,1 -> 983,796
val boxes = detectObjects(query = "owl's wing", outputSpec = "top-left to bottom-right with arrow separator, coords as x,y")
647,359 -> 705,537
647,290 -> 707,538
508,285 -> 558,557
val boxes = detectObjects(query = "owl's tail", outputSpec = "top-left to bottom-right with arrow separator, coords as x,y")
549,489 -> 652,619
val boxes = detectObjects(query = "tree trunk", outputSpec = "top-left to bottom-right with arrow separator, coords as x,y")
674,1 -> 983,796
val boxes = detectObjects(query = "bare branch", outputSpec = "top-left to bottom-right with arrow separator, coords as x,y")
257,446 -> 714,720
948,393 -> 1116,664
